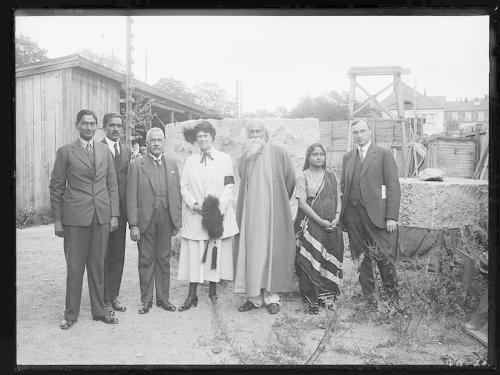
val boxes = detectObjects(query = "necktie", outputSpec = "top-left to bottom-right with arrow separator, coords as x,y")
359,148 -> 364,163
86,143 -> 95,166
154,158 -> 161,168
200,152 -> 213,166
113,143 -> 120,162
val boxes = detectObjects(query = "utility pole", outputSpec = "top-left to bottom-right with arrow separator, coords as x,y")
145,50 -> 148,84
239,79 -> 243,119
125,15 -> 135,147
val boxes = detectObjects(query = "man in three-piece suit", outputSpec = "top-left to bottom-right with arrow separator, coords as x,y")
50,109 -> 120,330
340,119 -> 401,304
101,113 -> 131,313
127,127 -> 182,314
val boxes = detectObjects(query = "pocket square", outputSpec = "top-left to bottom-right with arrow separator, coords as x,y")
171,170 -> 176,173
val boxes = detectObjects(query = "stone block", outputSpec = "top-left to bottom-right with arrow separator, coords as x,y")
399,178 -> 488,229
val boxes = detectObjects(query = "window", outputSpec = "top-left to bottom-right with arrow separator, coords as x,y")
465,111 -> 473,121
451,111 -> 458,120
458,111 -> 465,121
477,111 -> 485,121
427,114 -> 434,124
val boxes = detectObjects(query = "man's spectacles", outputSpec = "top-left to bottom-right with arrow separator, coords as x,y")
80,121 -> 97,127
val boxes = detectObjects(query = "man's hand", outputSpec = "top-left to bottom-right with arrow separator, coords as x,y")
193,202 -> 203,215
54,221 -> 64,237
110,217 -> 119,232
130,225 -> 140,242
386,219 -> 398,233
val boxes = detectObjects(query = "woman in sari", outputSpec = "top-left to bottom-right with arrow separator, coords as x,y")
294,143 -> 344,314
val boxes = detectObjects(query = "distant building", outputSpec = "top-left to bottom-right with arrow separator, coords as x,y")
444,96 -> 488,130
380,82 -> 446,135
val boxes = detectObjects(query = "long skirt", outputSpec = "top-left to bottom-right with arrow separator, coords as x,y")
177,237 -> 234,283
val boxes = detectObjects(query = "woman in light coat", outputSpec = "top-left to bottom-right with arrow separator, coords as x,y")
177,121 -> 239,311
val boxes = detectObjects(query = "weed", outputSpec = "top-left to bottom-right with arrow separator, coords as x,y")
16,207 -> 54,228
360,228 -> 488,348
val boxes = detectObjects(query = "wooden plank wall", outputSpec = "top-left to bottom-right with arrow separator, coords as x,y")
16,68 -> 121,212
320,119 -> 404,175
319,120 -> 348,172
425,139 -> 475,178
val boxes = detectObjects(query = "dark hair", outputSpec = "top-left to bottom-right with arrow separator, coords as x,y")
195,121 -> 216,139
76,109 -> 97,124
302,143 -> 326,171
103,112 -> 124,127
351,118 -> 371,130
183,121 -> 216,144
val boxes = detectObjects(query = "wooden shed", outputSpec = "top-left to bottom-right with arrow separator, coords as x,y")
425,137 -> 476,179
16,54 -> 218,212
319,118 -> 409,175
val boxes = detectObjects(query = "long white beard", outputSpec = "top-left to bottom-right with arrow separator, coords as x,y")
246,138 -> 265,156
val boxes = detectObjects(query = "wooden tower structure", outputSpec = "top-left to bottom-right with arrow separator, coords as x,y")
347,66 -> 411,172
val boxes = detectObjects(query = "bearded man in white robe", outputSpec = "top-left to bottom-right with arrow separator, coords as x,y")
233,121 -> 296,314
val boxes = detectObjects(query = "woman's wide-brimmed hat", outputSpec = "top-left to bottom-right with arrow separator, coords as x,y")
183,121 -> 216,144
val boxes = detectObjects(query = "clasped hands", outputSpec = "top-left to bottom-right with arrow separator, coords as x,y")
320,218 -> 339,232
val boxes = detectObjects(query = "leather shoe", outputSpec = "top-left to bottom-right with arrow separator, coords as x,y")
60,318 -> 76,330
238,301 -> 257,312
138,301 -> 153,314
178,296 -> 198,312
93,314 -> 119,324
267,303 -> 280,314
111,297 -> 127,312
156,299 -> 176,312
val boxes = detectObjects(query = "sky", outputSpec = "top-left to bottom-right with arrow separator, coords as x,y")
15,14 -> 489,113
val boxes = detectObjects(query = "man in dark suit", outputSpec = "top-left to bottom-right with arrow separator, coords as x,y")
101,113 -> 131,313
340,119 -> 401,304
127,127 -> 182,314
50,109 -> 120,329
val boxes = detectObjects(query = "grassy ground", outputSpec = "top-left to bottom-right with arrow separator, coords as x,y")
16,224 -> 487,366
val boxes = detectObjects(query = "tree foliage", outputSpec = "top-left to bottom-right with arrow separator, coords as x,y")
154,77 -> 197,103
287,91 -> 379,121
77,49 -> 124,73
15,34 -> 48,65
192,81 -> 236,117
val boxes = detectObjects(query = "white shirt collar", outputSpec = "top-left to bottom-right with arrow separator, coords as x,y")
358,140 -> 371,153
79,137 -> 94,148
148,152 -> 163,162
198,146 -> 215,155
104,137 -> 120,155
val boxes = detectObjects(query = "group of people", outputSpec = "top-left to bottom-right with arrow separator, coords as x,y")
50,110 -> 401,330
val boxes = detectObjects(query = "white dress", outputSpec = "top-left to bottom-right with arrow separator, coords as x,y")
177,147 -> 239,283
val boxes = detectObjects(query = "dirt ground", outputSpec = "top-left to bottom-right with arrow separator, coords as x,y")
16,224 -> 486,366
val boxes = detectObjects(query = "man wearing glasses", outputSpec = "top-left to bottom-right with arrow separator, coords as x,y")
50,109 -> 120,329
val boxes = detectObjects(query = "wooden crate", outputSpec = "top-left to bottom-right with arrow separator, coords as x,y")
425,137 -> 475,178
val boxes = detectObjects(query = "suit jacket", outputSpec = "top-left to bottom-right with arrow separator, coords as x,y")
100,138 -> 131,219
49,139 -> 120,226
340,143 -> 401,229
126,154 -> 182,233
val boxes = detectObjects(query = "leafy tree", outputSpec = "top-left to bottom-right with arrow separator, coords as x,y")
153,77 -> 197,103
77,49 -> 124,73
287,90 -> 379,121
15,34 -> 48,65
192,82 -> 236,117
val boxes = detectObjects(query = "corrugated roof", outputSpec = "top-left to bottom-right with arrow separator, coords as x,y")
380,82 -> 445,110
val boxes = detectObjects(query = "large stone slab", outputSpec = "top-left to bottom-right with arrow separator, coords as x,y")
399,178 -> 488,229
